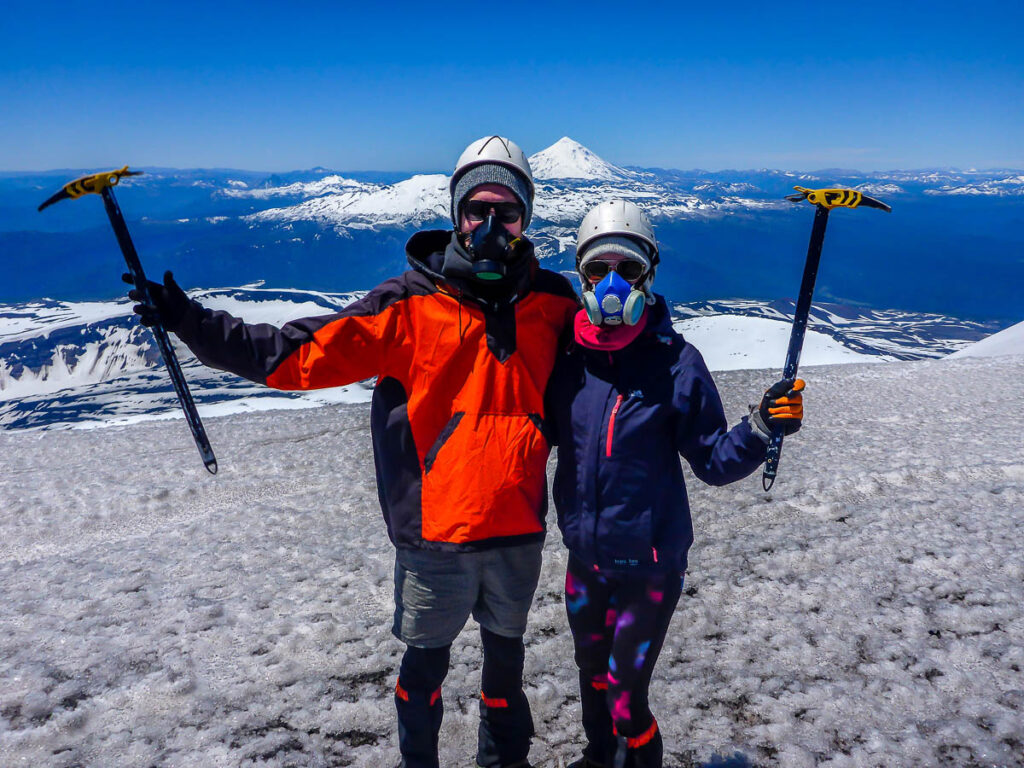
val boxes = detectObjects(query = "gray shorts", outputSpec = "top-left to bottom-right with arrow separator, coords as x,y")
392,542 -> 544,648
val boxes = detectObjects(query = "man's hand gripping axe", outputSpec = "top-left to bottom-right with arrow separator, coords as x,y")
39,168 -> 218,474
762,186 -> 890,491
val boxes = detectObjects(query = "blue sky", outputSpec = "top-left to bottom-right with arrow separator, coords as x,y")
2,1 -> 1021,172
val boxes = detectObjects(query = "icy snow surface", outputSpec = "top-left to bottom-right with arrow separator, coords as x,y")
674,316 -> 879,371
1,355 -> 1023,767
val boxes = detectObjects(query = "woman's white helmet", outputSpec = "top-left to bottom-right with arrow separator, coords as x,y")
575,199 -> 659,266
450,136 -> 535,229
575,200 -> 659,326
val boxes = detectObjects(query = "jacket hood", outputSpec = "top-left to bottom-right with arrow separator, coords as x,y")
405,229 -> 451,280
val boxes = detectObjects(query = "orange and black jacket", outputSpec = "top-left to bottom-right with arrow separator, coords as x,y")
173,230 -> 579,552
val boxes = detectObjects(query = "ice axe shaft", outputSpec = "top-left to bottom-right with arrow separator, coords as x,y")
38,168 -> 218,474
762,187 -> 890,492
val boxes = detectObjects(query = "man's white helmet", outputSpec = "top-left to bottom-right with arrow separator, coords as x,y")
450,136 -> 535,228
575,199 -> 659,265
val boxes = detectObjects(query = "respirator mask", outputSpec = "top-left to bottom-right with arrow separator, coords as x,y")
464,215 -> 520,281
582,269 -> 648,326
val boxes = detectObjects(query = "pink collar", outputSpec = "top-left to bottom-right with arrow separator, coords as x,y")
574,309 -> 648,351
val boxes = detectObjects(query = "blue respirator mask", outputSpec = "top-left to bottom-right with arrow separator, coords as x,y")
582,270 -> 647,326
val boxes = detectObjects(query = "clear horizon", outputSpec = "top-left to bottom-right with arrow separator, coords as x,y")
2,2 -> 1021,172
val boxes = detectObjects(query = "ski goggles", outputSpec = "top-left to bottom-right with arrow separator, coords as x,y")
580,258 -> 647,283
463,200 -> 524,224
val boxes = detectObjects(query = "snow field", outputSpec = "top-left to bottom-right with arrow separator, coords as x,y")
0,355 -> 1022,766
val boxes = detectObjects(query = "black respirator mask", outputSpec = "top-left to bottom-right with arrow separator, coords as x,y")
464,215 -> 519,282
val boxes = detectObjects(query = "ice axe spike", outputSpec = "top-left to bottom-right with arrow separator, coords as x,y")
762,186 -> 890,492
37,168 -> 218,474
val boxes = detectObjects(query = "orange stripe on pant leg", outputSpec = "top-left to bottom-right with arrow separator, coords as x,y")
613,717 -> 659,749
397,681 -> 442,706
481,691 -> 508,708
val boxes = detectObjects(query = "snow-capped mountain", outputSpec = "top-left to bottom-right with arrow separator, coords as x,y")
924,174 -> 1024,196
221,174 -> 367,199
243,174 -> 450,230
0,288 -> 1000,432
228,138 -> 771,233
528,137 -> 636,181
201,142 -> 709,235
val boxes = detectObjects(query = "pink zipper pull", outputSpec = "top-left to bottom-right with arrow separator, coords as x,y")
606,394 -> 624,457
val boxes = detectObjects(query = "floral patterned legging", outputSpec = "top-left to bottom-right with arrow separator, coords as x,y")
565,555 -> 683,761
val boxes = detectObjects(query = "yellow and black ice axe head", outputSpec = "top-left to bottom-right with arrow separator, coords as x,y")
785,186 -> 891,213
38,166 -> 143,212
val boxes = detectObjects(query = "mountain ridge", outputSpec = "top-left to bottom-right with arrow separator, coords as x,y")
5,139 -> 1024,324
0,287 -> 1003,431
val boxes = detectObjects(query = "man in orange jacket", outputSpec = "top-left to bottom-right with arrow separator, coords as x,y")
127,136 -> 579,768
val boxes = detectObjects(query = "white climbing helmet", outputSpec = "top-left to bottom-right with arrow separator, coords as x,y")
575,199 -> 659,266
450,136 -> 535,228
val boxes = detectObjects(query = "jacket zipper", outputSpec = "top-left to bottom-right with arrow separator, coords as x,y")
606,394 -> 624,457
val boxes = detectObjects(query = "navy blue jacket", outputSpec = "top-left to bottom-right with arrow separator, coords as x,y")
546,296 -> 767,575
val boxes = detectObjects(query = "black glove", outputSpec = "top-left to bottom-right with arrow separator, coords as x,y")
122,270 -> 191,330
750,378 -> 805,439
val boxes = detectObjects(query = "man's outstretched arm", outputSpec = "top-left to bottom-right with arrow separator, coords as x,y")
126,271 -> 399,389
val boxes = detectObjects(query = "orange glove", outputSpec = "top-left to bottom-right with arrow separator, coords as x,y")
752,378 -> 805,438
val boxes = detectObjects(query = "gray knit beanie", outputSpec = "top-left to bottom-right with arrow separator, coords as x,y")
577,236 -> 653,273
451,164 -> 533,230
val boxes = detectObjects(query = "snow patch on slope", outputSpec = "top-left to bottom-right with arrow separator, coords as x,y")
947,320 -> 1024,359
676,315 -> 883,371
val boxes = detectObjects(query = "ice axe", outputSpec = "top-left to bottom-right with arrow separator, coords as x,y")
762,186 -> 890,491
38,167 -> 218,474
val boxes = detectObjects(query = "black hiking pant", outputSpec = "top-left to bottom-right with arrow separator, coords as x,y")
565,557 -> 682,768
395,628 -> 533,768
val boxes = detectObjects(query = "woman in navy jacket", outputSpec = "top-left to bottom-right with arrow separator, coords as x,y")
547,201 -> 805,768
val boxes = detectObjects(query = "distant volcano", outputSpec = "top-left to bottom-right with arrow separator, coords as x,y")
528,137 -> 634,182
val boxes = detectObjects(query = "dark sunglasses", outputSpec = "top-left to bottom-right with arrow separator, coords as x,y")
580,259 -> 647,283
463,200 -> 524,224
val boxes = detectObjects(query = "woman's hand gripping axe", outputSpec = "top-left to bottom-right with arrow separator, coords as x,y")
762,186 -> 890,491
38,168 -> 218,474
